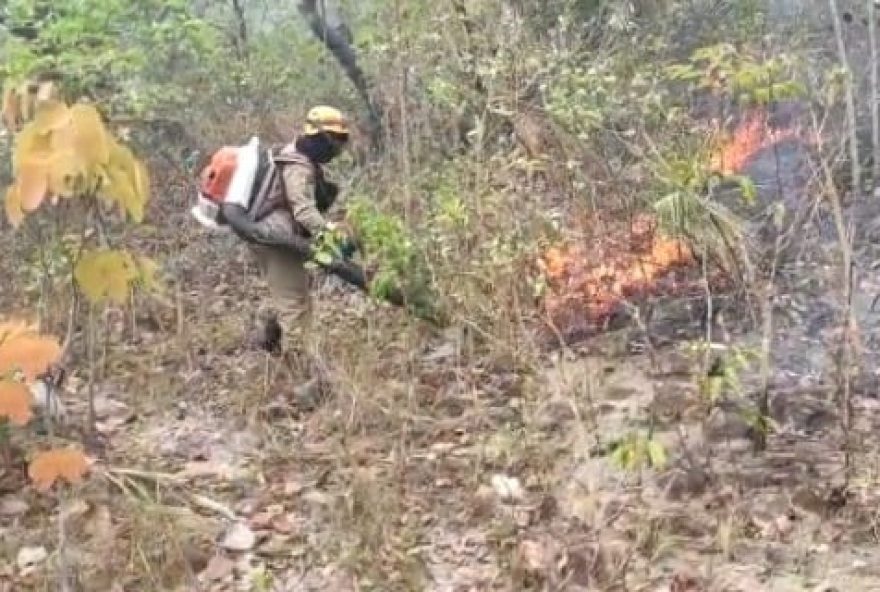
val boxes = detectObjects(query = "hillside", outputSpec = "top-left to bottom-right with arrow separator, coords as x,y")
1,1 -> 880,591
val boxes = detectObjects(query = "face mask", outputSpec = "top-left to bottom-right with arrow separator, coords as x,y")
296,133 -> 347,164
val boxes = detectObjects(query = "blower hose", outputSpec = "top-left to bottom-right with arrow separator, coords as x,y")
219,203 -> 407,307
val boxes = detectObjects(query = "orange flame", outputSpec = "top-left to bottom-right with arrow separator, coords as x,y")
538,214 -> 697,328
538,105 -> 816,338
710,109 -> 800,175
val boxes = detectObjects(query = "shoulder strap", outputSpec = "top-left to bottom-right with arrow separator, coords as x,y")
273,147 -> 312,167
246,147 -> 280,222
248,146 -> 322,222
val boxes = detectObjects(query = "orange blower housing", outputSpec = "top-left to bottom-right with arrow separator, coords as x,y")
198,146 -> 239,203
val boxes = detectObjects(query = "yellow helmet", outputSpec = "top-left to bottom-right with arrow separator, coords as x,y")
303,105 -> 350,136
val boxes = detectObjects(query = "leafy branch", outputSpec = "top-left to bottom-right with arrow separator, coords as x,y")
347,195 -> 446,323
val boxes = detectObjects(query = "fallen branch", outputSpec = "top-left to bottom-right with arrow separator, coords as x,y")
187,493 -> 237,522
102,466 -> 238,521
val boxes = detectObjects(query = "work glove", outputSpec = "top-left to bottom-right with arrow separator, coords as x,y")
338,236 -> 358,259
324,221 -> 359,259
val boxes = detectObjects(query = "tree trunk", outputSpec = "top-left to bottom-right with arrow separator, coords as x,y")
298,0 -> 382,151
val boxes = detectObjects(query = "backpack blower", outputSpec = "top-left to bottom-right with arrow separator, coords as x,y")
191,137 -> 405,306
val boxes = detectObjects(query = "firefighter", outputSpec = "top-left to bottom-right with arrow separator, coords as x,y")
231,105 -> 354,399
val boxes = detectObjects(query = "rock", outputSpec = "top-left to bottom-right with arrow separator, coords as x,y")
200,554 -> 235,581
472,485 -> 496,517
248,511 -> 273,530
490,474 -> 524,501
281,479 -> 305,496
16,546 -> 47,573
220,522 -> 256,552
791,487 -> 826,515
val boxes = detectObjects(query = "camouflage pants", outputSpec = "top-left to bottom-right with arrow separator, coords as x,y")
250,244 -> 316,376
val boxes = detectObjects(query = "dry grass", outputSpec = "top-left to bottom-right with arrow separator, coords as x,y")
3,3 -> 880,592
4,242 -> 880,591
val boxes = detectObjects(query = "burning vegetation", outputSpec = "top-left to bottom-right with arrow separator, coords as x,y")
709,108 -> 803,175
538,214 -> 698,334
538,105 -> 807,338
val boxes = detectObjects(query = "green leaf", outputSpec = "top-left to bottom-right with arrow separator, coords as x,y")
647,440 -> 668,469
610,443 -> 632,469
313,251 -> 332,266
728,175 -> 757,205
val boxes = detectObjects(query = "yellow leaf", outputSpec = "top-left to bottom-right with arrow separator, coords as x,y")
17,158 -> 49,212
30,99 -> 70,135
28,448 -> 90,492
47,118 -> 77,154
69,103 -> 110,165
8,97 -> 147,217
46,150 -> 88,198
74,249 -> 138,305
12,124 -> 52,174
5,184 -> 24,228
647,440 -> 668,469
99,140 -> 148,222
0,321 -> 61,382
133,159 -> 151,207
0,380 -> 32,426
100,163 -> 140,220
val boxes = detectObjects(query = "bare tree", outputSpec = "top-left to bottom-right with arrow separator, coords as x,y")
231,0 -> 248,60
298,0 -> 382,150
870,0 -> 880,187
828,0 -> 859,481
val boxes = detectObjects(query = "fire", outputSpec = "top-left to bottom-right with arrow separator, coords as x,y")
709,108 -> 801,175
538,213 -> 697,331
538,105 -> 814,339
